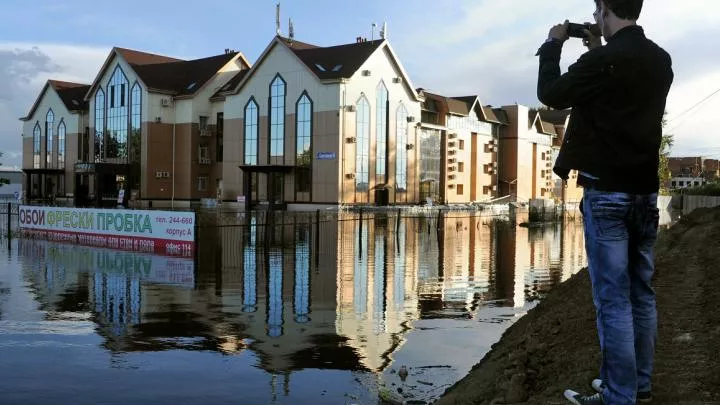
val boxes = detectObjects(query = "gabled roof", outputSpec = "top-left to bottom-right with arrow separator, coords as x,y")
492,108 -> 510,125
85,47 -> 185,100
132,52 -> 240,97
529,109 -> 558,135
224,36 -> 420,101
538,109 -> 571,126
211,69 -> 250,100
20,80 -> 90,121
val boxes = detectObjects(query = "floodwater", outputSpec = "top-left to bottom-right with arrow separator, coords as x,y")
0,210 -> 587,405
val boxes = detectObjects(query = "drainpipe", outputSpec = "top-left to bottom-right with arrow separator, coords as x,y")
341,83 -> 346,204
172,99 -> 176,209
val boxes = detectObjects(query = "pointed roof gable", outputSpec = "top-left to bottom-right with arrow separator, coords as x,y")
225,36 -> 420,101
537,109 -> 571,126
84,47 -> 185,100
20,80 -> 90,121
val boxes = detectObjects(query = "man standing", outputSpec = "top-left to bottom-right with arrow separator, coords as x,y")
536,1 -> 673,404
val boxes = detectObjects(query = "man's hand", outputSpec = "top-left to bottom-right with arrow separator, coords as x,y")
548,20 -> 570,43
582,23 -> 603,50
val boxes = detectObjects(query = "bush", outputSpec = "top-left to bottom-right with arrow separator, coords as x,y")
675,182 -> 720,196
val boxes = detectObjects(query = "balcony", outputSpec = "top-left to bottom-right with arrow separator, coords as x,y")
199,129 -> 212,137
199,157 -> 212,165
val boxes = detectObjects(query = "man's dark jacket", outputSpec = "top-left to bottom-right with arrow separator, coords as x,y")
537,26 -> 673,193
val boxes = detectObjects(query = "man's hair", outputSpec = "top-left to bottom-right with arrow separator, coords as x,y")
594,0 -> 643,20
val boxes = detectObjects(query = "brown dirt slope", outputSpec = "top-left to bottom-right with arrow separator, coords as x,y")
436,207 -> 720,405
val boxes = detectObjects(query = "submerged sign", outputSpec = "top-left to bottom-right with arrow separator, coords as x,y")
18,206 -> 196,257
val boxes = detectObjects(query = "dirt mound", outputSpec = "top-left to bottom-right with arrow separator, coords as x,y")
436,207 -> 720,405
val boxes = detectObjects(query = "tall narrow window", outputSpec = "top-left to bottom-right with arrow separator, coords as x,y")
269,75 -> 286,158
106,66 -> 129,160
396,104 -> 408,191
33,122 -> 41,169
94,88 -> 105,161
58,120 -> 66,170
376,82 -> 388,183
216,112 -> 224,162
130,83 -> 142,162
46,109 -> 54,167
295,93 -> 312,194
244,98 -> 258,165
356,96 -> 371,192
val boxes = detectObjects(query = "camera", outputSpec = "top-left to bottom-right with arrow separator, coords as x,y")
567,23 -> 600,38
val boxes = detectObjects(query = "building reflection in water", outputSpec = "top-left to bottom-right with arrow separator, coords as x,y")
16,210 -> 586,398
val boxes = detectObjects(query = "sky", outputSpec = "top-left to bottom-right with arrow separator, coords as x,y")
1,0 -> 719,168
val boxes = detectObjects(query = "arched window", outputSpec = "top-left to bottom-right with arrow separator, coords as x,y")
295,93 -> 312,194
269,75 -> 286,158
94,88 -> 105,161
46,109 -> 54,167
356,96 -> 371,192
106,66 -> 129,159
376,81 -> 388,183
33,122 -> 41,169
244,98 -> 258,165
58,120 -> 66,170
396,104 -> 409,191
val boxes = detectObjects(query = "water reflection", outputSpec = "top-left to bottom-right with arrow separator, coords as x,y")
1,211 -> 586,404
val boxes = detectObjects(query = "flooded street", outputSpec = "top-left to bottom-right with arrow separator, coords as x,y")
0,211 -> 586,405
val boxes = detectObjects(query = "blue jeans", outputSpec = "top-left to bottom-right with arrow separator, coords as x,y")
581,188 -> 659,405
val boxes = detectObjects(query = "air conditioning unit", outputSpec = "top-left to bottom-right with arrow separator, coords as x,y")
448,158 -> 457,164
406,116 -> 416,123
448,133 -> 458,139
160,98 -> 171,107
362,70 -> 372,76
345,173 -> 355,179
448,174 -> 456,179
406,143 -> 415,150
345,105 -> 356,112
488,139 -> 496,146
392,77 -> 402,84
346,137 -> 357,144
491,185 -> 497,191
493,145 -> 498,152
199,129 -> 211,137
448,150 -> 456,155
448,184 -> 456,189
448,141 -> 457,148
449,167 -> 457,172
493,162 -> 498,168
155,116 -> 162,123
155,171 -> 163,178
546,162 -> 552,168
199,157 -> 211,165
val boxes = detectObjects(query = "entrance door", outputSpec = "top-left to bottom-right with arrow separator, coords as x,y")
269,172 -> 284,205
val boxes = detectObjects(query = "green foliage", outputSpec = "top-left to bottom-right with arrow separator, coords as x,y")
675,182 -> 720,196
658,113 -> 674,195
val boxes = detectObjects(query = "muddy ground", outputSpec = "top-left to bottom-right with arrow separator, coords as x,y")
436,206 -> 720,405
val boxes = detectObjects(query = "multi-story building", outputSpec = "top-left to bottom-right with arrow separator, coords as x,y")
668,156 -> 719,189
537,109 -> 582,204
417,91 -> 505,204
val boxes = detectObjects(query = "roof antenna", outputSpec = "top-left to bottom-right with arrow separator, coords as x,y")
276,2 -> 282,36
371,22 -> 377,41
380,22 -> 387,39
289,18 -> 294,40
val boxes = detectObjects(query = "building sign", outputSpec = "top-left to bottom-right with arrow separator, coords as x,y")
316,152 -> 336,160
74,163 -> 96,173
18,206 -> 196,257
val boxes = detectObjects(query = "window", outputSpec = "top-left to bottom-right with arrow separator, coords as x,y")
94,88 -> 105,161
106,66 -> 129,159
58,120 -> 66,169
33,122 -> 41,169
198,176 -> 208,191
130,83 -> 142,165
198,146 -> 210,161
269,75 -> 286,158
396,104 -> 408,191
671,181 -> 676,188
376,81 -> 389,182
295,93 -> 313,194
216,112 -> 224,162
45,110 -> 54,167
458,162 -> 465,172
457,184 -> 464,195
459,139 -> 465,150
356,96 -> 371,192
244,98 -> 258,165
199,116 -> 209,130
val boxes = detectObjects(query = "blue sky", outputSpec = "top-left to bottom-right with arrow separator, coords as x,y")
1,0 -> 719,167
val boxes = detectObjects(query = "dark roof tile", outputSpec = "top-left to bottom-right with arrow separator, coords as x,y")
286,39 -> 384,80
50,81 -> 90,111
132,53 -> 238,96
116,47 -> 183,65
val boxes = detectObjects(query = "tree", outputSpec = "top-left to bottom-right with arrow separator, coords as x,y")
0,152 -> 9,187
658,112 -> 674,194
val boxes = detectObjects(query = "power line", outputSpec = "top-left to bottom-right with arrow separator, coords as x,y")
667,87 -> 720,132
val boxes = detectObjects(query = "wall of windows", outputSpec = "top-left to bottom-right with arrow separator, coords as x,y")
295,93 -> 312,194
396,104 -> 409,191
58,120 -> 66,170
94,88 -> 105,161
269,75 -> 286,158
46,109 -> 54,167
356,96 -> 371,192
376,82 -> 388,183
106,66 -> 129,160
244,99 -> 258,165
129,82 -> 142,191
33,122 -> 41,169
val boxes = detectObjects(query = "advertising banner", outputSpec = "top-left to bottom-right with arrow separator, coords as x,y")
18,206 -> 196,257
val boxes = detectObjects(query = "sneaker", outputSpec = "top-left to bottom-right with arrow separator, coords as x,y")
591,379 -> 653,403
564,389 -> 603,404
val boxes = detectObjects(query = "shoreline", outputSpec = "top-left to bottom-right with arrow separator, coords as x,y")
435,206 -> 720,405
